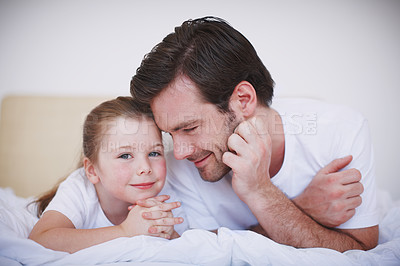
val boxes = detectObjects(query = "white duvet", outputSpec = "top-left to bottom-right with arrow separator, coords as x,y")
1,187 -> 399,266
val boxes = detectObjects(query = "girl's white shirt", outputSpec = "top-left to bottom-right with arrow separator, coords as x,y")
44,167 -> 189,235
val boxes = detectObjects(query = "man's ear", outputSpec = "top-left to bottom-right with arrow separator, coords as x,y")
83,157 -> 100,185
229,81 -> 257,118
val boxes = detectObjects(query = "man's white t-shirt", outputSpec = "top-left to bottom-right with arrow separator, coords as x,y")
165,98 -> 379,230
44,167 -> 189,235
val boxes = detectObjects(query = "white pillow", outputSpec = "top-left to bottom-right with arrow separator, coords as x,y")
0,188 -> 38,238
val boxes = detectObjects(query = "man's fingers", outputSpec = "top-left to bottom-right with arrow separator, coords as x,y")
233,119 -> 252,135
228,118 -> 271,165
344,181 -> 364,198
248,116 -> 269,136
320,155 -> 353,174
233,121 -> 254,143
339,169 -> 362,185
345,196 -> 362,210
234,117 -> 269,143
222,151 -> 242,170
344,208 -> 356,221
227,133 -> 248,156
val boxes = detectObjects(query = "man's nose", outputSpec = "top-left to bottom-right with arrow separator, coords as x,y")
173,138 -> 194,160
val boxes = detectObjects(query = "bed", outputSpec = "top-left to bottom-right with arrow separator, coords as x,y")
0,96 -> 399,265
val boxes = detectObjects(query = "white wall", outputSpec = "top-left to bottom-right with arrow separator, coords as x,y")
1,0 -> 399,199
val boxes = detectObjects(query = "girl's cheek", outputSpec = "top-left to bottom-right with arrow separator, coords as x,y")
154,159 -> 167,179
113,164 -> 132,177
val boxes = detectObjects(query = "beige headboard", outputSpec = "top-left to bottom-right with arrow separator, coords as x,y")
0,95 -> 112,198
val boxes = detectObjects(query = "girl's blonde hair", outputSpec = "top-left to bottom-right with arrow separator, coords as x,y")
34,96 -> 153,217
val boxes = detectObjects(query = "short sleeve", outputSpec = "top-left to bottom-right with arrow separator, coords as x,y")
44,169 -> 90,229
336,119 -> 379,229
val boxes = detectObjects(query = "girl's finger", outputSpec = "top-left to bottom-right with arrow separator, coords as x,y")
155,201 -> 181,211
136,195 -> 171,207
153,217 -> 184,226
136,198 -> 161,207
148,225 -> 173,234
151,195 -> 170,202
142,210 -> 168,219
143,202 -> 181,215
149,233 -> 171,239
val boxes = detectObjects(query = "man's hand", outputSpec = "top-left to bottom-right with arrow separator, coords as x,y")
293,155 -> 364,228
222,117 -> 272,202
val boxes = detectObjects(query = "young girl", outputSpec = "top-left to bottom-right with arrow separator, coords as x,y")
29,96 -> 186,253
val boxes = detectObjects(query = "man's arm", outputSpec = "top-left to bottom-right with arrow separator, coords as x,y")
251,156 -> 365,234
247,155 -> 363,232
222,118 -> 378,251
246,181 -> 378,251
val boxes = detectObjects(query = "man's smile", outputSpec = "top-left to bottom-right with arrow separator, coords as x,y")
191,153 -> 212,168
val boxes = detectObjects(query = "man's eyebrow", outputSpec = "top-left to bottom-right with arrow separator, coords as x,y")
171,119 -> 198,132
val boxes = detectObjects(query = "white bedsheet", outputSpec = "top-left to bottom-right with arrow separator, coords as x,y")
0,187 -> 399,266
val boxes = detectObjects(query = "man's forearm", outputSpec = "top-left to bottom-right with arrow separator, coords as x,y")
246,183 -> 367,252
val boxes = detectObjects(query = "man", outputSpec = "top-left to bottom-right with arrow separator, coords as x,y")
130,17 -> 379,251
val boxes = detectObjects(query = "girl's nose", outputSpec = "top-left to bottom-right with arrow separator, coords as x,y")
136,158 -> 152,176
137,167 -> 152,176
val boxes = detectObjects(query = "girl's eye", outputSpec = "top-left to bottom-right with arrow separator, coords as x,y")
149,151 -> 161,157
119,154 -> 132,160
